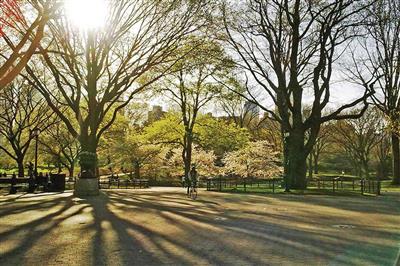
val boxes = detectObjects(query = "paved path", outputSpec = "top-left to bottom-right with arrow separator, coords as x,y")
0,187 -> 399,266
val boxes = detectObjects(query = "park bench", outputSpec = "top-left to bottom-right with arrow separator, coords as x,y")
0,177 -> 30,194
99,175 -> 149,189
122,178 -> 149,189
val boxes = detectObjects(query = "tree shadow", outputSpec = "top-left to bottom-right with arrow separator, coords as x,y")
0,189 -> 399,265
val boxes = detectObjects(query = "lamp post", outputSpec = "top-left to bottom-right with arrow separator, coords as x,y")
32,128 -> 40,177
283,131 -> 290,192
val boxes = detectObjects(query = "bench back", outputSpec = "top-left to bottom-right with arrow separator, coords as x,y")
0,178 -> 30,184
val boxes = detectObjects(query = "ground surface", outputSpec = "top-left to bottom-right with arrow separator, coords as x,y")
0,187 -> 399,266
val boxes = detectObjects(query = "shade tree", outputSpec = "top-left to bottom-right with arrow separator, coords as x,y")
39,121 -> 80,177
0,0 -> 57,88
24,0 -> 211,179
108,127 -> 161,179
349,0 -> 400,184
331,108 -> 385,179
222,0 -> 373,189
154,37 -> 233,181
0,79 -> 56,176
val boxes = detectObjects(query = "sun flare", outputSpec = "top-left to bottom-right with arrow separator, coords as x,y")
64,0 -> 108,31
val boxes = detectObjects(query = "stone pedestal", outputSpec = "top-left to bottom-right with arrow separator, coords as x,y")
74,178 -> 99,197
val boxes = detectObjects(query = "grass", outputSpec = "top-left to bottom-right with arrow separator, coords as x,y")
0,166 -> 60,175
380,180 -> 400,192
215,179 -> 400,196
219,186 -> 372,196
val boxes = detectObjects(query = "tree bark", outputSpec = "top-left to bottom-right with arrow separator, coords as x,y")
184,143 -> 192,179
391,133 -> 400,185
68,165 -> 74,178
79,134 -> 98,178
17,158 -> 24,177
134,161 -> 140,179
287,129 -> 307,190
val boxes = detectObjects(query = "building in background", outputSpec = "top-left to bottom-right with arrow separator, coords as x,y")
147,105 -> 165,124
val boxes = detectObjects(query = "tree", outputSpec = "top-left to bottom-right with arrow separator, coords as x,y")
0,80 -> 55,176
223,140 -> 282,179
39,121 -> 80,177
331,109 -> 384,179
109,127 -> 161,179
350,0 -> 400,184
143,112 -> 250,176
144,112 -> 184,148
374,130 -> 391,180
311,124 -> 332,175
155,38 -> 232,180
217,86 -> 260,129
164,146 -> 218,178
256,116 -> 282,150
196,115 -> 249,158
24,0 -> 210,179
222,0 -> 373,189
0,0 -> 57,88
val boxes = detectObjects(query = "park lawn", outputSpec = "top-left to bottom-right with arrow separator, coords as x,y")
314,172 -> 358,179
219,180 -> 392,196
381,180 -> 400,192
221,186 -> 371,196
0,166 -> 60,175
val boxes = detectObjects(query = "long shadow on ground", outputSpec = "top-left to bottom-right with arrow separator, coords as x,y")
0,189 -> 399,266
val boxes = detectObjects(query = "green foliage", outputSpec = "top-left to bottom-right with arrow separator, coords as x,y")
143,112 -> 184,147
196,115 -> 250,156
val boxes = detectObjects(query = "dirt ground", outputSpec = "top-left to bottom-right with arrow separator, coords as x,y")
0,187 -> 399,266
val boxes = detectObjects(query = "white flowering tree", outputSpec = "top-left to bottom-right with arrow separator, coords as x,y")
223,141 -> 282,179
164,146 -> 218,178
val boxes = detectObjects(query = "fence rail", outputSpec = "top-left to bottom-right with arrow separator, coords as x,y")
206,177 -> 283,193
206,176 -> 381,195
307,177 -> 381,195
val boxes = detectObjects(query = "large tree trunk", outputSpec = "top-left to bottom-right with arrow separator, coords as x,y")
183,130 -> 193,195
134,161 -> 140,179
183,130 -> 193,180
68,165 -> 74,178
17,158 -> 24,177
75,134 -> 99,196
79,133 -> 98,178
391,133 -> 400,185
287,129 -> 308,190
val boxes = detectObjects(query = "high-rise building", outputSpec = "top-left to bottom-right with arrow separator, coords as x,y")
147,105 -> 165,123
